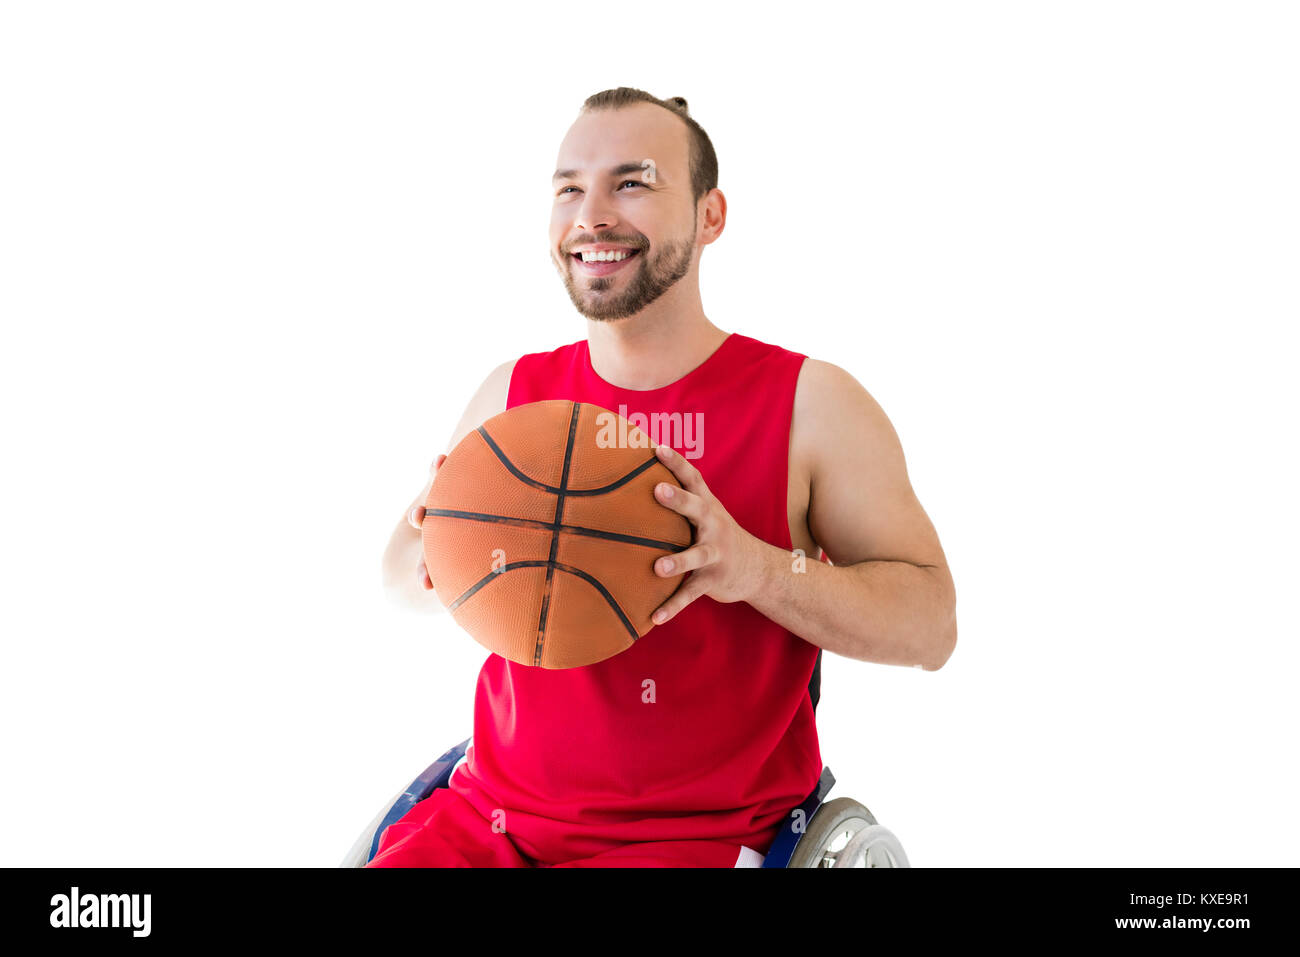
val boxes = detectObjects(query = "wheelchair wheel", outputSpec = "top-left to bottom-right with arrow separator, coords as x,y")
787,797 -> 878,868
833,824 -> 911,868
340,787 -> 406,868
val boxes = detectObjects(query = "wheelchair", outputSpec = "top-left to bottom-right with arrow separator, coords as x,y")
342,651 -> 910,868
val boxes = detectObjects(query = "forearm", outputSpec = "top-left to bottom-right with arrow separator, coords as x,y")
745,540 -> 956,670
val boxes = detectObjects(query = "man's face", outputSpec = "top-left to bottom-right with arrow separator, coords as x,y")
550,103 -> 699,322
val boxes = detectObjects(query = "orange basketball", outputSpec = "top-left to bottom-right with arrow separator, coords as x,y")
422,400 -> 693,669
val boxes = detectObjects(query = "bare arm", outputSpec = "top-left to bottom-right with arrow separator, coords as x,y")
648,358 -> 956,670
752,359 -> 956,669
380,359 -> 516,612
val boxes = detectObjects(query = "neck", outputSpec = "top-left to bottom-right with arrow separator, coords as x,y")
586,310 -> 728,391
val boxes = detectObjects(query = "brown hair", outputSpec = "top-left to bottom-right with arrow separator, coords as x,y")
580,88 -> 719,207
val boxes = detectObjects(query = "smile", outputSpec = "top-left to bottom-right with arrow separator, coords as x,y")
571,248 -> 640,276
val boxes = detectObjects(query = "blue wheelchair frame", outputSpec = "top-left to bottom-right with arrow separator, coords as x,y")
364,736 -> 840,868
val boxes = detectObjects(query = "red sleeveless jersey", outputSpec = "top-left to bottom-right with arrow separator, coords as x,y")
446,331 -> 824,863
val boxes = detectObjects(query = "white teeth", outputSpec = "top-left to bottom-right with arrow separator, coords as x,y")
579,249 -> 634,263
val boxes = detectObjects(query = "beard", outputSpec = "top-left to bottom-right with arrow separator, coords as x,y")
555,227 -> 697,322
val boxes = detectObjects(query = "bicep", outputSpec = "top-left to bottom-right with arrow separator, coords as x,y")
800,360 -> 946,572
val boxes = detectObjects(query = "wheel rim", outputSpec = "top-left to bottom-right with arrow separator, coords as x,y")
833,825 -> 911,868
815,813 -> 873,868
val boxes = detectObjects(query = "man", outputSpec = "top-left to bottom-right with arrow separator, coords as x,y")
368,88 -> 956,868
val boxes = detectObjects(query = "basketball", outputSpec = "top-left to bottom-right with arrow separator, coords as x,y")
422,400 -> 693,669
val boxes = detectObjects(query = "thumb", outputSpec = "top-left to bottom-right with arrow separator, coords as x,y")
411,454 -> 449,528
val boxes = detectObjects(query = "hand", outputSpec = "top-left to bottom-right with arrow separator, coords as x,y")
649,443 -> 766,624
410,454 -> 447,591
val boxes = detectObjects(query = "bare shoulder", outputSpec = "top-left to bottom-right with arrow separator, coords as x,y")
791,357 -> 946,571
479,357 -> 517,411
791,358 -> 903,477
447,358 -> 517,449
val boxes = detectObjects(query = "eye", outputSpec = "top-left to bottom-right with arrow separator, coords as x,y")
556,180 -> 647,197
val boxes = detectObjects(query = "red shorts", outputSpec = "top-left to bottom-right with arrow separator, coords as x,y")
363,786 -> 765,868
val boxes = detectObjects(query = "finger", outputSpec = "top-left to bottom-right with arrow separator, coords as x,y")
431,453 -> 447,474
654,480 -> 704,523
408,505 -> 426,530
655,543 -> 715,577
418,557 -> 433,590
652,580 -> 702,625
655,443 -> 705,492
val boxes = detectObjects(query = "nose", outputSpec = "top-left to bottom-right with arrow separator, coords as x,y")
574,191 -> 618,234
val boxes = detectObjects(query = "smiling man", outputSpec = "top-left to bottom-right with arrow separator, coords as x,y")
369,88 -> 957,868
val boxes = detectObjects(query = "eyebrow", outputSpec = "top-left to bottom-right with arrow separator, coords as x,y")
552,161 -> 660,183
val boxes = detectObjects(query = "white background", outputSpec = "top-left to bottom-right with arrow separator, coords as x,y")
2,1 -> 1296,867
